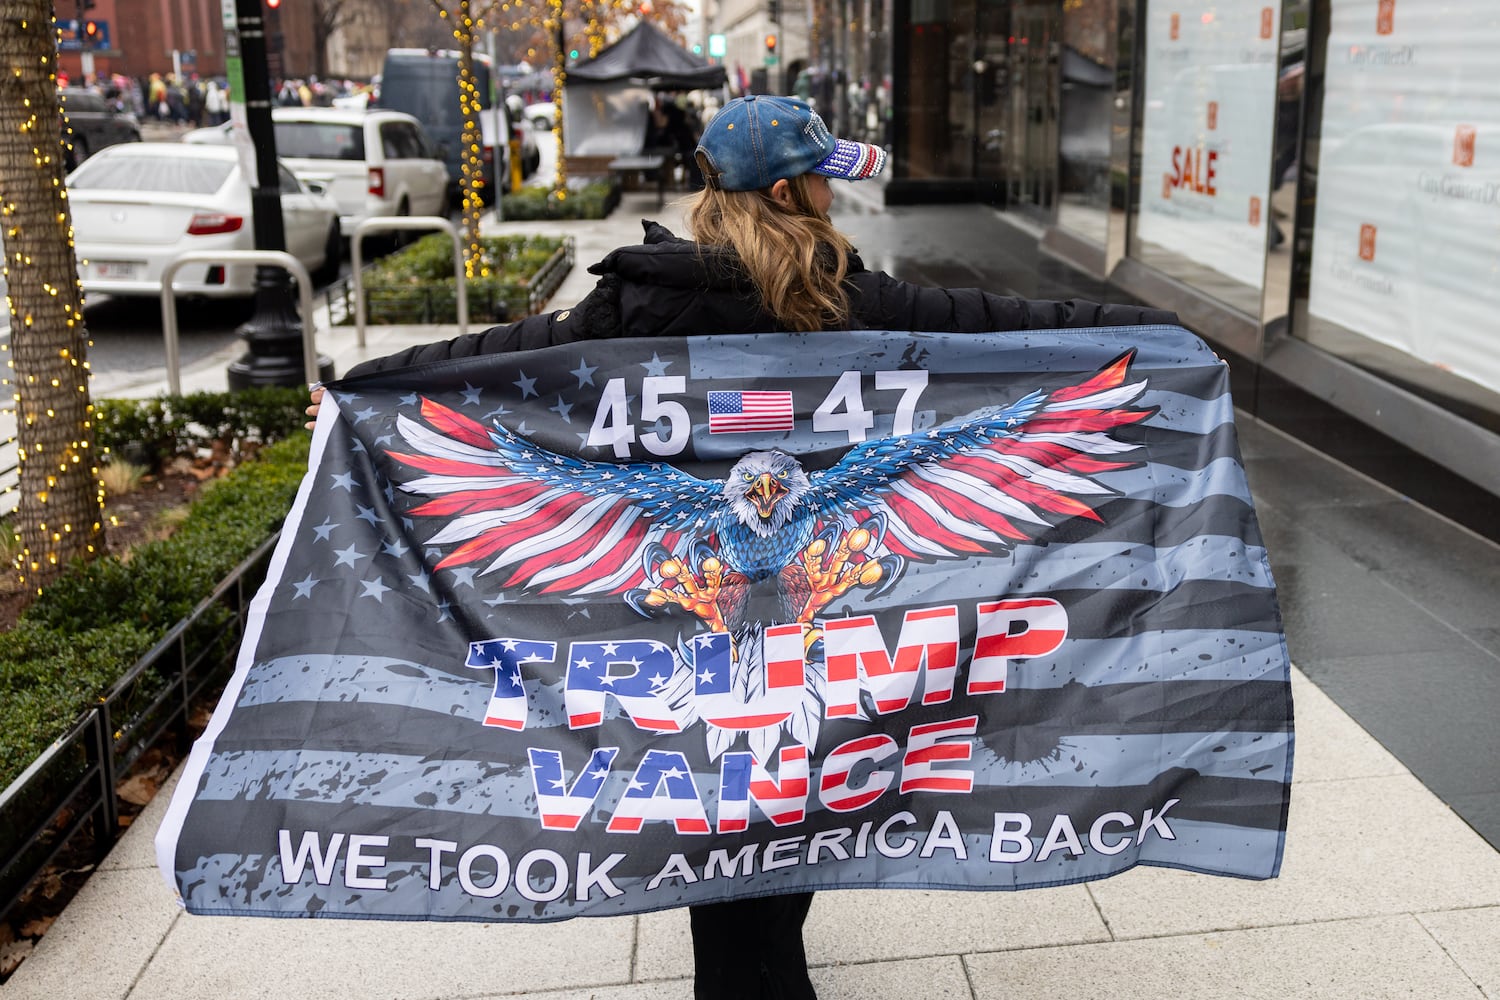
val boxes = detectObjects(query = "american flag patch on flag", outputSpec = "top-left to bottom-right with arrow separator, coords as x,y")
708,390 -> 795,433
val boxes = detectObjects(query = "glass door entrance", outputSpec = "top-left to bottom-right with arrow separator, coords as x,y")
1005,1 -> 1061,221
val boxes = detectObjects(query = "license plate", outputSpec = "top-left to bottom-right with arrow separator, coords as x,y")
93,260 -> 142,281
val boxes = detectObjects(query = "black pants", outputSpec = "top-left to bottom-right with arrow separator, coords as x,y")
690,892 -> 817,999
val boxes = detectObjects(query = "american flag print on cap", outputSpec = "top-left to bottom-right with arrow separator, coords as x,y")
815,138 -> 888,181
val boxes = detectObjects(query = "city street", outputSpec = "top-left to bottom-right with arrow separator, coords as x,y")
1,117 -> 561,378
0,115 -> 561,473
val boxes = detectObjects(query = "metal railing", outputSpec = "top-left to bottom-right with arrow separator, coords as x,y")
350,217 -> 467,346
159,251 -> 319,396
0,531 -> 279,925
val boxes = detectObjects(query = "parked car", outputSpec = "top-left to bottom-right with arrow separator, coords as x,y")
523,101 -> 557,130
185,107 -> 451,238
68,143 -> 342,299
59,87 -> 140,167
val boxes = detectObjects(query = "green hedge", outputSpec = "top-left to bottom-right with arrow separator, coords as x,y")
0,431 -> 311,790
499,179 -> 619,220
93,386 -> 308,469
355,232 -> 570,325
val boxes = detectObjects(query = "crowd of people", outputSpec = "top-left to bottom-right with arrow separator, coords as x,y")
56,70 -> 376,130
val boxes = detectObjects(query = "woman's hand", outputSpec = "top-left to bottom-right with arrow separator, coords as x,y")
305,385 -> 325,430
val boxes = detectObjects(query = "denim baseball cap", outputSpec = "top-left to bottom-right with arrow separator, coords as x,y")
696,95 -> 887,192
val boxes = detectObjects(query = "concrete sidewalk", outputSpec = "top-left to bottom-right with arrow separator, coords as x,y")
4,191 -> 1497,999
6,669 -> 1496,999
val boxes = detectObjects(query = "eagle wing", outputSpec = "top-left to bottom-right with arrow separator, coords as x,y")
388,398 -> 718,596
805,352 -> 1153,561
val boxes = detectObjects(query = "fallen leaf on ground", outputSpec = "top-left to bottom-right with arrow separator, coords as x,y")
18,916 -> 53,938
0,939 -> 34,977
117,773 -> 159,806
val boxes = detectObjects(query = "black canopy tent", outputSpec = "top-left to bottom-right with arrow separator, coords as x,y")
563,22 -> 726,157
567,20 -> 727,90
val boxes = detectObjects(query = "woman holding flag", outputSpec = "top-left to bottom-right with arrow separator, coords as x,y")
308,94 -> 1177,1000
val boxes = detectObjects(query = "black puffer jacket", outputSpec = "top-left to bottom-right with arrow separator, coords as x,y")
347,221 -> 1178,377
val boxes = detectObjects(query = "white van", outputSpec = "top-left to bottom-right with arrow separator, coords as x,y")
268,107 -> 451,236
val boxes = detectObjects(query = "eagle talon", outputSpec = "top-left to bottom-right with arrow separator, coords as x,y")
869,554 -> 906,598
794,524 -> 905,622
624,589 -> 656,617
689,538 -> 718,576
636,543 -> 730,633
641,541 -> 675,578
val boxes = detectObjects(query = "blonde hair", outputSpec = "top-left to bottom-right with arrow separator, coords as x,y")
686,169 -> 855,332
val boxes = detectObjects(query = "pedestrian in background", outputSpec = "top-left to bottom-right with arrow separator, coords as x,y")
147,72 -> 168,120
185,75 -> 205,128
205,79 -> 229,125
307,94 -> 1177,999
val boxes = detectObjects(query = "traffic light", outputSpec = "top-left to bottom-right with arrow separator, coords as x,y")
266,0 -> 281,8
765,33 -> 777,53
83,19 -> 98,42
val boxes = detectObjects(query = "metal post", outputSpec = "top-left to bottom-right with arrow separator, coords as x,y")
223,0 -> 333,389
350,218 -> 468,348
161,250 -> 319,395
491,28 -> 505,222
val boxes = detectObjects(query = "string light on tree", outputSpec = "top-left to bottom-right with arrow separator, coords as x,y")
0,4 -> 107,593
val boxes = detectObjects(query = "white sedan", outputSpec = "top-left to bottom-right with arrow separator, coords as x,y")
68,143 -> 342,299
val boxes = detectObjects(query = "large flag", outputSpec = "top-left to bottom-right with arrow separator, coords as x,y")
156,326 -> 1293,922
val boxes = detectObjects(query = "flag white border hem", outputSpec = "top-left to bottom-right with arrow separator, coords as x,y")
152,400 -> 343,906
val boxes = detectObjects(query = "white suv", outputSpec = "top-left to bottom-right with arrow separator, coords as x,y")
272,107 -> 451,238
188,107 -> 451,237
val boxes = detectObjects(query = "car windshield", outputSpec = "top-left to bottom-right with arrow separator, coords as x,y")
273,122 -> 366,160
68,155 -> 233,194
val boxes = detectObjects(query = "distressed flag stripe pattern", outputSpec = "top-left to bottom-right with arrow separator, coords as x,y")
156,327 -> 1293,922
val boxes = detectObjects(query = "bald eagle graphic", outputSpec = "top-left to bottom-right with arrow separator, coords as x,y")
385,352 -> 1153,757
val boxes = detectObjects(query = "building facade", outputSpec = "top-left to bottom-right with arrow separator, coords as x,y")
854,0 -> 1499,528
55,0 -> 342,86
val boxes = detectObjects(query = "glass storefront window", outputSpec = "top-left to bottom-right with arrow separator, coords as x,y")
1298,0 -> 1500,422
1056,0 -> 1117,244
1129,0 -> 1282,315
902,0 -> 973,180
896,0 -> 1008,186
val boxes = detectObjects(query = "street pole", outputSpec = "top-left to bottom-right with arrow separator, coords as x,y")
223,0 -> 333,389
490,28 -> 504,222
75,1 -> 95,84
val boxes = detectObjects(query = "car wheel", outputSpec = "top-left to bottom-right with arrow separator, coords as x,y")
313,223 -> 341,285
437,185 -> 451,219
389,199 -> 412,252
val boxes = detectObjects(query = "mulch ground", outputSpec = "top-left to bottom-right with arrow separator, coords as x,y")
0,467 -> 205,630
